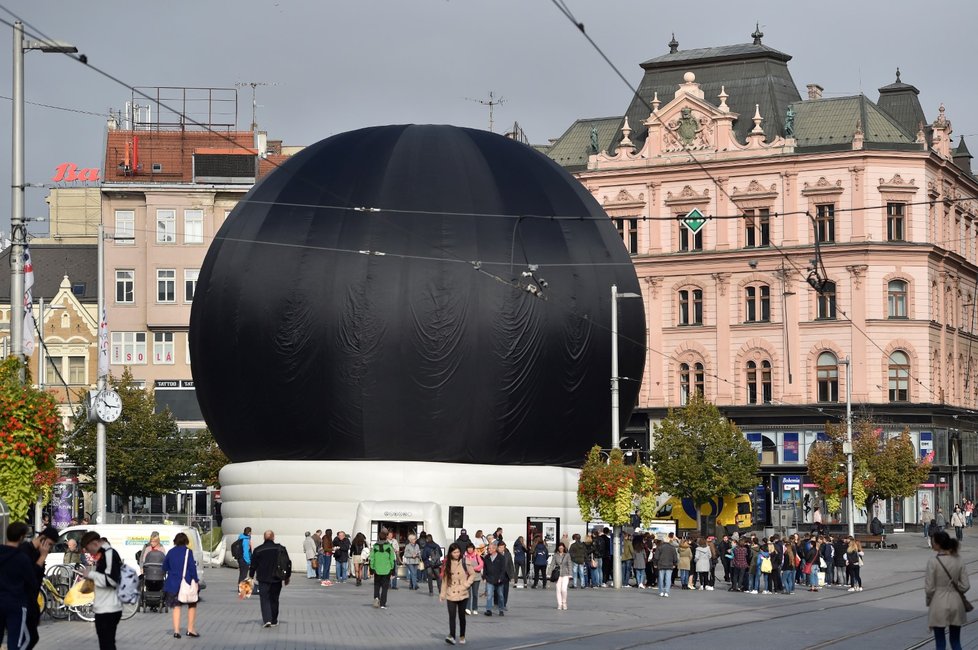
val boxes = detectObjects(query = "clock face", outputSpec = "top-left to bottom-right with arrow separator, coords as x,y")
95,390 -> 122,423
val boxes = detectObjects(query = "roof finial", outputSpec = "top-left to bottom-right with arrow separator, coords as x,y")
668,33 -> 679,54
895,67 -> 901,83
752,23 -> 764,45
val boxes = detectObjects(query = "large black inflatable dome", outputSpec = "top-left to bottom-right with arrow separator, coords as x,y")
190,124 -> 645,465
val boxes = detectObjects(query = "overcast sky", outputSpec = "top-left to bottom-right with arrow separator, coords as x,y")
1,1 -> 976,233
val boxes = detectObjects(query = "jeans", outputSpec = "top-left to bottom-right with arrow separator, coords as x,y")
621,560 -> 633,585
589,563 -> 603,587
258,580 -> 283,624
748,569 -> 759,591
468,580 -> 481,612
336,561 -> 349,582
934,626 -> 962,650
486,582 -> 505,612
572,562 -> 586,588
634,567 -> 645,586
319,554 -> 332,580
730,566 -> 744,590
658,569 -> 673,595
808,568 -> 819,588
678,569 -> 689,588
782,569 -> 795,593
306,559 -> 317,578
406,564 -> 418,589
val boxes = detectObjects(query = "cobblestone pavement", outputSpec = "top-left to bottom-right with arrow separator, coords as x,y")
31,532 -> 978,649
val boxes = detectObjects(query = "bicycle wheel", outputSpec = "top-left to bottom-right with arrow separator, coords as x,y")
122,599 -> 139,620
72,602 -> 95,622
44,583 -> 70,620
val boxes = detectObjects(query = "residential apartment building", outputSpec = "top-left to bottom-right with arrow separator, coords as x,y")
100,99 -> 295,427
543,31 -> 978,530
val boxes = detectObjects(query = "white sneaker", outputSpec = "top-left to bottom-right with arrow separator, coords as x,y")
750,590 -> 758,594
706,586 -> 714,591
663,592 -> 669,597
857,587 -> 863,592
762,590 -> 771,594
464,609 -> 471,615
847,587 -> 856,592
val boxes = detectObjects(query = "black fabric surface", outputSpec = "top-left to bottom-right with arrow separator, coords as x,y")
189,124 -> 645,465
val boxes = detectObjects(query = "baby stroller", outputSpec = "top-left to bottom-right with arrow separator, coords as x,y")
139,548 -> 168,613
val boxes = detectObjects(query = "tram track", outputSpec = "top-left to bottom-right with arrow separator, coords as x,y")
502,554 -> 978,650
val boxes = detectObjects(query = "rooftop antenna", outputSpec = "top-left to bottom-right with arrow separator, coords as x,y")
467,91 -> 506,132
235,81 -> 276,131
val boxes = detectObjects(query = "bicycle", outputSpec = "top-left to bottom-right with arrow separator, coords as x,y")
42,563 -> 138,622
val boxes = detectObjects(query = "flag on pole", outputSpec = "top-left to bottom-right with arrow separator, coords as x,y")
98,305 -> 109,380
22,245 -> 35,355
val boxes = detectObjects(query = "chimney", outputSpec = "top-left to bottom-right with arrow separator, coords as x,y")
807,84 -> 824,100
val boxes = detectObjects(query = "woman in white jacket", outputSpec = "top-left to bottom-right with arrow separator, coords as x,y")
694,539 -> 712,590
926,531 -> 970,650
951,507 -> 967,542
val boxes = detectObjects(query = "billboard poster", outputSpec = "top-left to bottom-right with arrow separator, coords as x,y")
783,432 -> 799,462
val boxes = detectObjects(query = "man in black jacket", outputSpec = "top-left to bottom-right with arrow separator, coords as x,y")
482,542 -> 511,616
17,525 -> 56,649
1,522 -> 36,650
249,530 -> 291,628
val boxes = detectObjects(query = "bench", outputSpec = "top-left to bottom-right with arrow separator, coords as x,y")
854,533 -> 885,549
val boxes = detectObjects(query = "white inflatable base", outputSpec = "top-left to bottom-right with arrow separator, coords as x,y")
219,460 -> 588,567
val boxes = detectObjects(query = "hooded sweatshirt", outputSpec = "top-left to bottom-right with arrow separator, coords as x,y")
237,533 -> 252,564
0,544 -> 34,606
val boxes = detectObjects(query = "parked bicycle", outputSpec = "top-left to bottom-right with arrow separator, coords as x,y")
42,563 -> 137,622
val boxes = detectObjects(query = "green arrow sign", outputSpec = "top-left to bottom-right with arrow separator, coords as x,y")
683,208 -> 707,234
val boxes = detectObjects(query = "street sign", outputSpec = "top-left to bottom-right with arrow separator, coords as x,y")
682,207 -> 707,234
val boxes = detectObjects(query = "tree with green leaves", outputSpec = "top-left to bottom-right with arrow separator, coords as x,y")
0,358 -> 63,520
65,368 -> 198,502
577,445 -> 657,526
806,419 -> 930,529
190,428 -> 229,488
648,393 -> 759,529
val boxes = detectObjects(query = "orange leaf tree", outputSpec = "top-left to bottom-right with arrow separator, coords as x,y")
578,445 -> 657,526
0,358 -> 64,520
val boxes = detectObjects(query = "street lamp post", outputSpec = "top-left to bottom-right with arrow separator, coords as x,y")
611,284 -> 640,590
10,21 -> 76,379
842,356 -> 855,537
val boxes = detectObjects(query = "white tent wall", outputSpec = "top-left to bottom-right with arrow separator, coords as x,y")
219,460 -> 588,569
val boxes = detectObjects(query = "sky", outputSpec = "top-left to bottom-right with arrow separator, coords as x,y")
1,0 -> 976,233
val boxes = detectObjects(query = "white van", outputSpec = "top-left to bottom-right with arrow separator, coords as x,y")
47,524 -> 205,579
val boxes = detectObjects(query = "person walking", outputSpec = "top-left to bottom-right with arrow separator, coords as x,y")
369,530 -> 397,609
234,527 -> 253,587
548,542 -> 572,610
163,532 -> 200,638
386,530 -> 401,590
403,534 -> 422,591
439,543 -> 475,646
422,535 -> 443,597
935,508 -> 947,535
654,536 -> 678,597
1,522 -> 35,650
482,542 -> 508,616
303,532 -> 318,579
512,536 -> 528,588
496,540 -> 515,612
80,531 -> 123,650
462,543 -> 484,614
927,531 -> 971,650
951,507 -> 966,543
249,530 -> 292,628
530,536 -> 549,589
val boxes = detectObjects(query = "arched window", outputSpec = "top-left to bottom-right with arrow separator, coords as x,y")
817,281 -> 836,320
745,284 -> 771,322
888,280 -> 908,318
889,351 -> 910,402
680,361 -> 705,405
746,359 -> 773,404
817,351 -> 838,402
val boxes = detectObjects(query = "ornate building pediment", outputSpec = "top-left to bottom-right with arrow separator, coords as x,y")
877,174 -> 918,194
730,179 -> 779,208
664,185 -> 710,208
801,176 -> 844,197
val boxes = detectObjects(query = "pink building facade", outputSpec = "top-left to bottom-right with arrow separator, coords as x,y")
544,33 -> 978,529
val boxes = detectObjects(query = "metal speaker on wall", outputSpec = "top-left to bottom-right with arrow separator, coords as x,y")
448,506 -> 464,529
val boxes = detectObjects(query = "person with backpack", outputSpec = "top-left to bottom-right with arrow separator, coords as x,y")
80,531 -> 123,650
249,530 -> 292,628
422,535 -> 443,596
513,536 -> 528,588
369,529 -> 397,609
232,527 -> 253,588
163,532 -> 200,638
531,536 -> 549,589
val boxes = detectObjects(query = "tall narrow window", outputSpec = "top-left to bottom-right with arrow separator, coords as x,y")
747,359 -> 773,404
115,270 -> 134,304
888,279 -> 908,318
114,210 -> 135,244
761,360 -> 772,403
68,356 -> 85,384
154,332 -> 174,365
817,281 -> 837,319
679,289 -> 703,325
888,351 -> 910,402
815,204 -> 835,243
816,351 -> 839,402
745,285 -> 771,322
745,208 -> 770,248
44,357 -> 61,386
680,362 -> 691,405
746,361 -> 758,404
887,202 -> 905,241
184,209 -> 204,244
156,209 -> 176,243
679,226 -> 703,251
157,269 -> 176,303
184,269 -> 199,302
694,362 -> 705,397
614,218 -> 639,254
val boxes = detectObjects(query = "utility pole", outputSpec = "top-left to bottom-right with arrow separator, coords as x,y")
842,356 -> 854,537
467,91 -> 506,132
96,222 -> 106,524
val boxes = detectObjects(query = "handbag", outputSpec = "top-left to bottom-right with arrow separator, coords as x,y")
936,556 -> 974,612
177,548 -> 199,604
311,557 -> 319,570
589,558 -> 598,569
